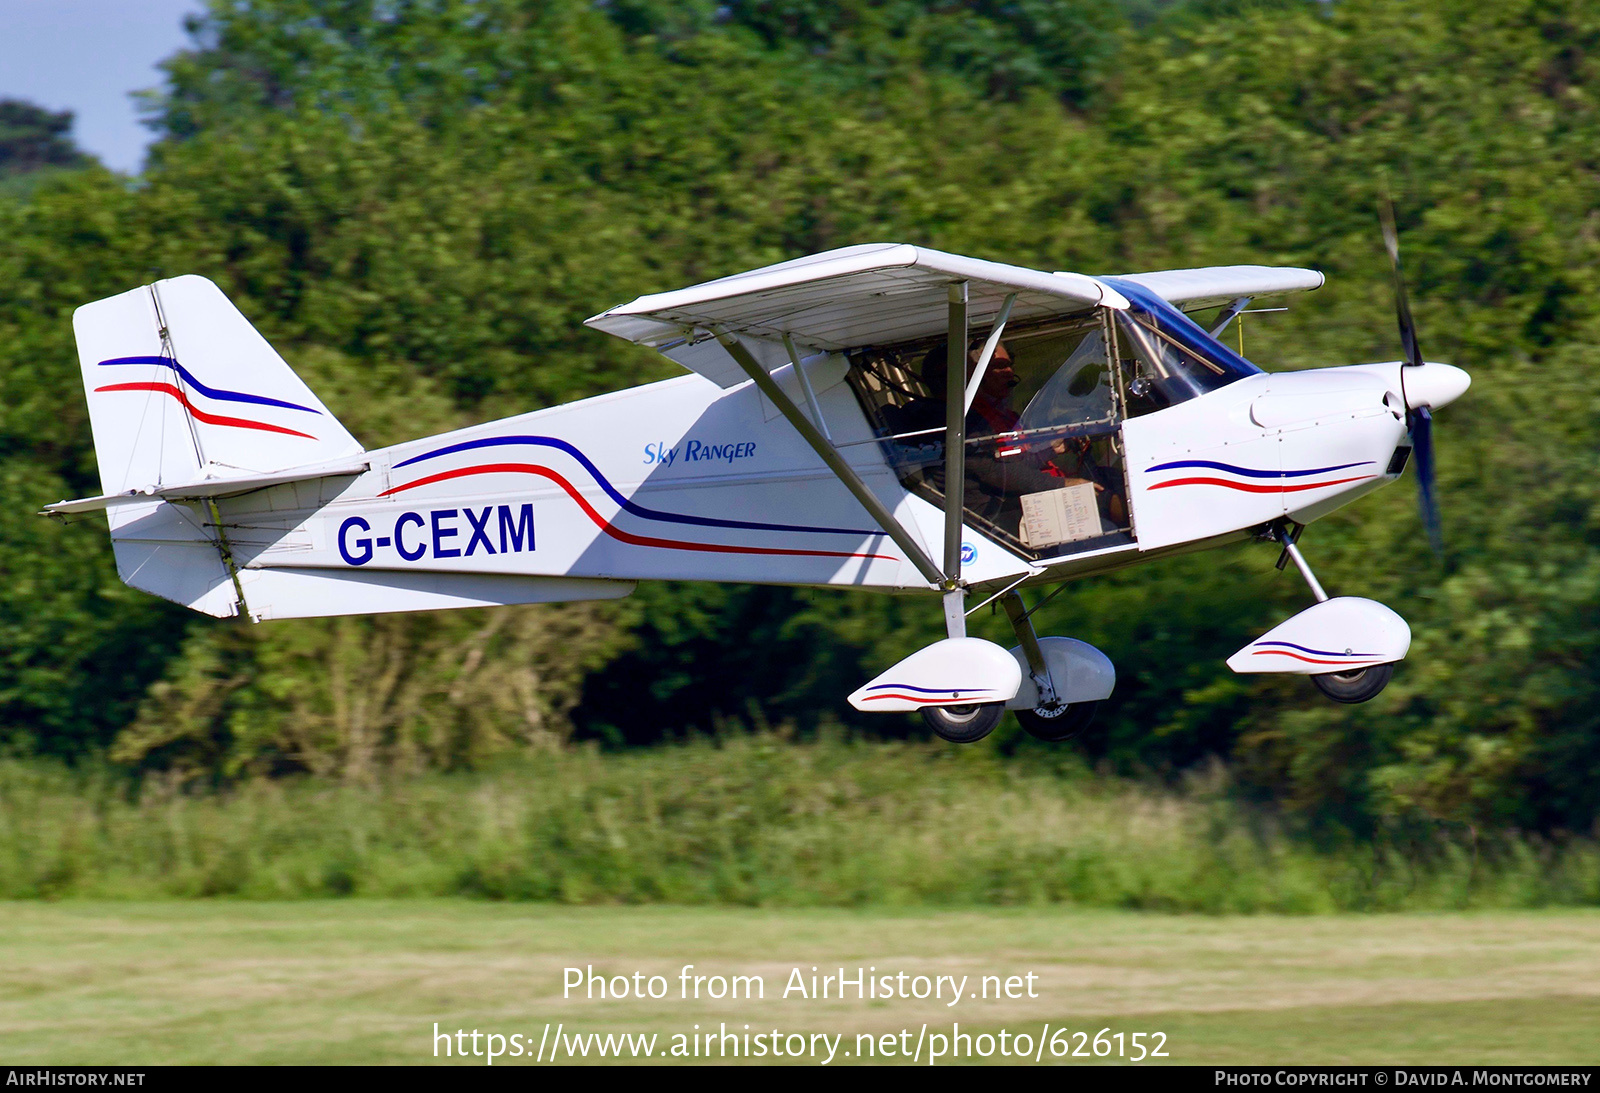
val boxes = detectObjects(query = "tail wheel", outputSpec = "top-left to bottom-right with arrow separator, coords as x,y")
1311,663 -> 1394,704
921,703 -> 1003,743
1016,701 -> 1100,742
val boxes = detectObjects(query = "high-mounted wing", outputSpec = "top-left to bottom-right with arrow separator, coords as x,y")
586,243 -> 1127,389
1101,265 -> 1324,310
584,248 -> 1329,605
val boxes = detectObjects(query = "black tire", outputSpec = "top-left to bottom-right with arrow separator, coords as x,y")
921,703 -> 1004,743
1311,662 -> 1394,704
1015,701 -> 1100,742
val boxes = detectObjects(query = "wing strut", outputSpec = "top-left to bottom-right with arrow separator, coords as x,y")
713,329 -> 945,586
782,333 -> 832,442
942,282 -> 970,637
963,292 -> 1016,413
1209,296 -> 1252,338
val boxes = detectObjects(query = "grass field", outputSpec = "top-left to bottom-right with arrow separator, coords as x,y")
7,751 -> 1598,911
2,902 -> 1598,1065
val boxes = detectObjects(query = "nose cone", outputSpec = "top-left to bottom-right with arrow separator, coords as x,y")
1405,362 -> 1470,411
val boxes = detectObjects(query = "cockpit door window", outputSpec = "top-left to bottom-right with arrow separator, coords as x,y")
845,308 -> 1134,561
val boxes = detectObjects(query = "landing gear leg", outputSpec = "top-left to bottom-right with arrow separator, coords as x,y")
1272,521 -> 1327,603
1270,521 -> 1394,703
1002,591 -> 1099,741
1001,592 -> 1054,704
943,587 -> 967,639
920,584 -> 1005,741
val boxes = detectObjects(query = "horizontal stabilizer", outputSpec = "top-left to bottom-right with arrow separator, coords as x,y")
42,456 -> 371,515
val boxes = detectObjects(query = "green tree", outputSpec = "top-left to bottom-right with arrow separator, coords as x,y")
0,100 -> 91,178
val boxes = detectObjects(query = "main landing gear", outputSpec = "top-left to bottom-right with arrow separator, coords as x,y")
1311,662 -> 1394,704
909,589 -> 1118,745
1014,700 -> 1101,741
921,703 -> 1005,743
887,590 -> 1116,746
1000,592 -> 1102,743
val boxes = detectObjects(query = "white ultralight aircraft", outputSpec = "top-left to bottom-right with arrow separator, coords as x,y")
47,239 -> 1468,743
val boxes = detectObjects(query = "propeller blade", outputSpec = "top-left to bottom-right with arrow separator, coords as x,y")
1409,406 -> 1442,556
1383,196 -> 1447,556
1380,197 -> 1424,369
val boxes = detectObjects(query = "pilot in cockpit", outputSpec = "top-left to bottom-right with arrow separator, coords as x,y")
902,340 -> 1107,520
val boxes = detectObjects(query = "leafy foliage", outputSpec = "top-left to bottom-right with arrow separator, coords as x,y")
4,743 -> 1596,908
113,602 -> 625,780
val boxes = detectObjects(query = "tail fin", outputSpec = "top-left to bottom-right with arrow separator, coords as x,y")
75,275 -> 362,491
72,276 -> 365,617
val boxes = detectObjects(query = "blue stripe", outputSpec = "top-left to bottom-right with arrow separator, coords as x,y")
394,435 -> 880,537
866,683 -> 994,695
98,356 -> 321,415
1146,459 -> 1374,479
1255,640 -> 1377,657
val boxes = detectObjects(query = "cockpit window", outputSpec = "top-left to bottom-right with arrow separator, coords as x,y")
841,282 -> 1261,560
1016,327 -> 1115,435
844,309 -> 1133,561
1101,277 -> 1262,417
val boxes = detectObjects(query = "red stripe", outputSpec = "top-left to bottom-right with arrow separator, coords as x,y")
1148,475 -> 1373,494
1251,650 -> 1385,666
95,382 -> 316,440
382,463 -> 898,562
861,694 -> 980,705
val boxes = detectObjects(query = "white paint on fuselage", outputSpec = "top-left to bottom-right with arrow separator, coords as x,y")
219,359 -> 1414,601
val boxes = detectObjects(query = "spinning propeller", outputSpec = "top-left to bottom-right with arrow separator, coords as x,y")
1379,198 -> 1444,556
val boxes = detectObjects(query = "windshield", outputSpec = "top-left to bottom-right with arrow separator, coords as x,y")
1100,276 -> 1262,415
